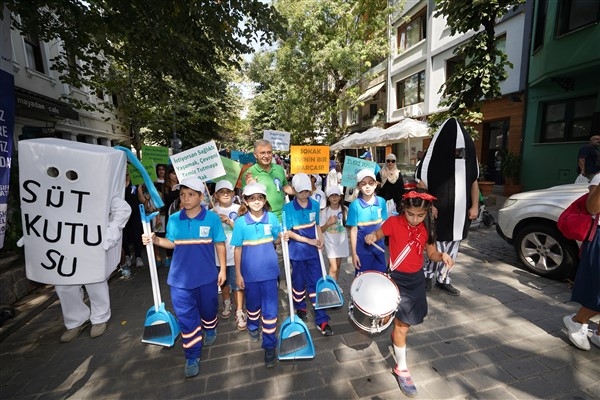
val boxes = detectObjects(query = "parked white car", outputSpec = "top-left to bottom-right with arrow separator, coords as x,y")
496,183 -> 589,280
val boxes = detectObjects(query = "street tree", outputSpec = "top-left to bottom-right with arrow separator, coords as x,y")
246,0 -> 395,145
1,0 -> 283,150
429,0 -> 526,134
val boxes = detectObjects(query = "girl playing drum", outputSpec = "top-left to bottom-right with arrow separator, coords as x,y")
365,190 -> 453,398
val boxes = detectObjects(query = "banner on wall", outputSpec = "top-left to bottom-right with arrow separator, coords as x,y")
0,6 -> 15,249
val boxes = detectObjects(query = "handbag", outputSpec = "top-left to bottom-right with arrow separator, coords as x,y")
557,193 -> 599,242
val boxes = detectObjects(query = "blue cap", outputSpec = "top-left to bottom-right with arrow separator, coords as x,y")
359,151 -> 372,159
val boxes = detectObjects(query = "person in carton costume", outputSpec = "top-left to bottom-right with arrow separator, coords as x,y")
18,139 -> 131,342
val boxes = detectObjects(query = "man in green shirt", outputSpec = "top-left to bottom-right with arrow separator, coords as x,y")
241,139 -> 295,221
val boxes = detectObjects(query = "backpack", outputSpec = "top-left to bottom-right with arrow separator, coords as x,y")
557,193 -> 599,242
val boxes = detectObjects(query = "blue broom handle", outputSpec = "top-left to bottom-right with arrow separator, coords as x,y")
281,212 -> 296,324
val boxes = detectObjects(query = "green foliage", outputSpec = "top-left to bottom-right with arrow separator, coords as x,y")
429,0 -> 524,134
500,151 -> 521,184
246,0 -> 396,145
1,0 -> 284,150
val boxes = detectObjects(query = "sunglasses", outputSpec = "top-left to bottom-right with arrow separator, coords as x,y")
386,160 -> 395,163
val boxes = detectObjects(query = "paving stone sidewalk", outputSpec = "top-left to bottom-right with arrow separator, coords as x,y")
1,225 -> 599,399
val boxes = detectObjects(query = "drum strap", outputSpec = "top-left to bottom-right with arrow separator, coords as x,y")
389,243 -> 411,272
389,227 -> 423,272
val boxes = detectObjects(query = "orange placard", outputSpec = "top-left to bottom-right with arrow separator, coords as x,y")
290,146 -> 330,174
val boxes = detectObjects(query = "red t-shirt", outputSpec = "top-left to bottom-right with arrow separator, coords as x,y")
381,215 -> 428,273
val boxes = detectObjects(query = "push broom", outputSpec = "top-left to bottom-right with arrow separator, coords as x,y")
140,204 -> 180,346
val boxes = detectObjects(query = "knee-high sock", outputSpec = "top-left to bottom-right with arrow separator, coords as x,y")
393,344 -> 407,371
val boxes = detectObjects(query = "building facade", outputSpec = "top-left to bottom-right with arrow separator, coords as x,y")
521,0 -> 600,190
9,21 -> 129,147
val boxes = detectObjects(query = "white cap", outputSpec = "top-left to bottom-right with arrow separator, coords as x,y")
356,169 -> 376,183
292,173 -> 312,192
174,177 -> 205,193
325,186 -> 342,197
215,180 -> 234,192
242,182 -> 267,197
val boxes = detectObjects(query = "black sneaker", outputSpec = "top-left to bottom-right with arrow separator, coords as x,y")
317,322 -> 334,336
425,277 -> 432,291
264,348 -> 278,368
435,281 -> 460,296
296,309 -> 307,321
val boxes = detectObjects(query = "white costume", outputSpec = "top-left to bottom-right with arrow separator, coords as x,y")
19,139 -> 131,333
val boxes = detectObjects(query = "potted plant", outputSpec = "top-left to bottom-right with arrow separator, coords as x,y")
501,151 -> 522,196
478,163 -> 495,196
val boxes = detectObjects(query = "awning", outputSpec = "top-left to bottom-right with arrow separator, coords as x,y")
354,82 -> 385,104
15,87 -> 79,120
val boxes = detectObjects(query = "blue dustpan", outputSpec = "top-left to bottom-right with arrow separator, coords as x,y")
315,226 -> 343,310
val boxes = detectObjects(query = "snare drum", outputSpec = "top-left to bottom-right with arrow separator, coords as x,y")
348,271 -> 401,334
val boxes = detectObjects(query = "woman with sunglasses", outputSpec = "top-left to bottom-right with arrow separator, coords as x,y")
376,154 -> 405,215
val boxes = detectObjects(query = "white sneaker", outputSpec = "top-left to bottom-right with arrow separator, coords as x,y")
591,331 -> 600,349
235,310 -> 247,331
135,257 -> 144,268
221,299 -> 233,319
563,314 -> 590,350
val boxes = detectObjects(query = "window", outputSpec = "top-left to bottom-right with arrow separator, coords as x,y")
24,34 -> 45,73
532,0 -> 547,51
446,56 -> 464,82
369,104 -> 378,117
541,96 -> 596,142
112,94 -> 120,107
397,10 -> 426,52
396,71 -> 425,109
348,108 -> 359,125
557,0 -> 600,36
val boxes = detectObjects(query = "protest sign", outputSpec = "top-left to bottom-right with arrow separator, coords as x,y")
341,156 -> 377,187
170,140 -> 225,182
213,156 -> 241,187
238,152 -> 256,165
289,146 -> 329,174
263,130 -> 291,151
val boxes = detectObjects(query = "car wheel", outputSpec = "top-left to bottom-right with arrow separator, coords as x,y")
513,223 -> 578,280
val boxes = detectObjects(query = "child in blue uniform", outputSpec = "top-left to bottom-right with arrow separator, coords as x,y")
347,169 -> 388,274
142,177 -> 226,378
282,173 -> 333,336
231,182 -> 281,367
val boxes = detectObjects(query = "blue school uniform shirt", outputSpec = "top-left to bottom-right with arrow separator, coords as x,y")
346,195 -> 388,257
166,206 -> 226,289
282,198 -> 320,261
230,211 -> 281,283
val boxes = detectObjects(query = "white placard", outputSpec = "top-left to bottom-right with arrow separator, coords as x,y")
263,130 -> 291,151
170,140 -> 226,182
19,138 -> 125,284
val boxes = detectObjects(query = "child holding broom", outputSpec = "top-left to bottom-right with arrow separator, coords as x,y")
142,177 -> 227,378
365,190 -> 454,397
319,185 -> 349,285
231,182 -> 281,367
282,173 -> 333,336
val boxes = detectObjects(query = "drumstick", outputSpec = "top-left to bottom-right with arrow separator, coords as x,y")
371,242 -> 386,253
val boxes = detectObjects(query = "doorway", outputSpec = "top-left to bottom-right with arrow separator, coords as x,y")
482,119 -> 508,184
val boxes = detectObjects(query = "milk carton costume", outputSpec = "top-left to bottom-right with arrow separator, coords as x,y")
19,138 -> 131,339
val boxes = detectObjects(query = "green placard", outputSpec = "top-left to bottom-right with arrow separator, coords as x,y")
127,163 -> 144,186
213,156 -> 242,187
142,145 -> 170,164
